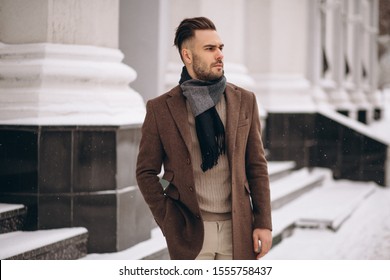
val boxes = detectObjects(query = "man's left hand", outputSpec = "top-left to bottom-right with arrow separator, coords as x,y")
253,228 -> 272,259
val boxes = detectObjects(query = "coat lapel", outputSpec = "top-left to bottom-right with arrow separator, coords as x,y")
225,84 -> 241,166
166,86 -> 192,153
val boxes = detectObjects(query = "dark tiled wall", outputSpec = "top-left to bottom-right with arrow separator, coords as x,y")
39,130 -> 72,193
265,113 -> 387,186
265,113 -> 317,168
315,115 -> 387,185
73,130 -> 117,192
0,125 -> 153,253
0,128 -> 38,193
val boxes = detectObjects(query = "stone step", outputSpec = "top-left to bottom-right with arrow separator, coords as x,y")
138,228 -> 169,260
270,168 -> 330,210
0,227 -> 88,260
0,203 -> 27,234
82,227 -> 169,260
268,161 -> 296,182
294,180 -> 377,230
270,179 -> 377,247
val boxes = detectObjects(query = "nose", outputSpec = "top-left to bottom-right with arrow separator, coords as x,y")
216,48 -> 224,61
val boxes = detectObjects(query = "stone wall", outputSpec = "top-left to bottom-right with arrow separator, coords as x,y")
265,113 -> 388,186
0,125 -> 154,253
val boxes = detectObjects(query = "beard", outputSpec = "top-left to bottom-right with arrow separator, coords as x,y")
192,53 -> 223,81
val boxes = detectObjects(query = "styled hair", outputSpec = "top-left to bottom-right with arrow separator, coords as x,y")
174,17 -> 216,60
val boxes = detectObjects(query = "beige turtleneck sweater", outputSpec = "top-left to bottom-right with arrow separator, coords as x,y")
186,95 -> 232,221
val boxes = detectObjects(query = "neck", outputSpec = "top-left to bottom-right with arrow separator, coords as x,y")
185,65 -> 197,80
179,66 -> 194,84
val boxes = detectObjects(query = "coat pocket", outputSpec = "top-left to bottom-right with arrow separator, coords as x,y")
161,170 -> 180,200
160,170 -> 174,191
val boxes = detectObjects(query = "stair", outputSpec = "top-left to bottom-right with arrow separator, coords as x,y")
82,227 -> 169,260
268,164 -> 331,245
268,161 -> 296,182
293,181 -> 376,230
270,179 -> 377,248
0,203 -> 88,260
0,203 -> 27,234
270,167 -> 330,209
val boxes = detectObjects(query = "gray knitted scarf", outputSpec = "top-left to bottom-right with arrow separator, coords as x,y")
179,67 -> 227,172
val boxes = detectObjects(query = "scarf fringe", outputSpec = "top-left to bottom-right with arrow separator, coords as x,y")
196,107 -> 226,172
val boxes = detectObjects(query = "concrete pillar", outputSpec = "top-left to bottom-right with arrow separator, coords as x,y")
346,0 -> 372,123
120,0 -> 170,102
307,0 -> 331,107
0,0 -> 151,254
0,0 -> 145,125
325,0 -> 356,116
250,0 -> 316,113
363,0 -> 383,120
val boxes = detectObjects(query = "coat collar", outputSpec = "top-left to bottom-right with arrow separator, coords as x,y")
166,83 -> 242,162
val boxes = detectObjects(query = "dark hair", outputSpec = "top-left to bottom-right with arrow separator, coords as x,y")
174,17 -> 216,59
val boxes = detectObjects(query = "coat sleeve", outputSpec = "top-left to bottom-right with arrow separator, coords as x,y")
136,100 -> 167,229
245,93 -> 272,231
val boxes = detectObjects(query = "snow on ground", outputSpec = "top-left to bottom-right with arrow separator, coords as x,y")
83,227 -> 166,260
265,185 -> 390,260
0,228 -> 87,259
0,203 -> 24,213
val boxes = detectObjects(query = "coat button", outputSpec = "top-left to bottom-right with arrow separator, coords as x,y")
189,186 -> 194,192
195,214 -> 201,219
186,158 -> 191,164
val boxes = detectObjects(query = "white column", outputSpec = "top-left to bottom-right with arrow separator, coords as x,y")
250,0 -> 316,113
307,0 -> 331,107
364,0 -> 382,119
346,0 -> 372,120
119,0 -> 170,102
0,0 -> 145,126
326,0 -> 356,116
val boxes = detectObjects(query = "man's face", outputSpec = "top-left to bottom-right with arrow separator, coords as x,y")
183,29 -> 224,81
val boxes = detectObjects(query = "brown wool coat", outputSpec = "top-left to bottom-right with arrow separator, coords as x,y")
136,83 -> 272,260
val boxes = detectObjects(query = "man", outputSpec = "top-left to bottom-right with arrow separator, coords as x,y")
136,17 -> 272,260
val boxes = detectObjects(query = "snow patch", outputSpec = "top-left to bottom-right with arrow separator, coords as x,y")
0,228 -> 87,259
0,203 -> 25,214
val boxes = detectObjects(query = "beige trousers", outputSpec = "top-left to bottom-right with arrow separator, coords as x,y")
195,219 -> 233,260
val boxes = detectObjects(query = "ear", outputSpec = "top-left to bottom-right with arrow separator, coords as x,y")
181,48 -> 192,64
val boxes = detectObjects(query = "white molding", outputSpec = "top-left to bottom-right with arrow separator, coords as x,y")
0,42 -> 145,125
